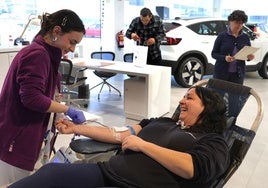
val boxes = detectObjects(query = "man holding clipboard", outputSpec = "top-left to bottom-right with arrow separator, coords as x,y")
212,10 -> 255,84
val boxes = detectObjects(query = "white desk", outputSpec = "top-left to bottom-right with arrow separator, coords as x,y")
72,58 -> 171,120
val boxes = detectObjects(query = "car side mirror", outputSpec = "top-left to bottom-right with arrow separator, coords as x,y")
250,32 -> 257,40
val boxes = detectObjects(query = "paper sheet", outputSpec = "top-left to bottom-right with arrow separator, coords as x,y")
234,46 -> 259,60
133,45 -> 148,67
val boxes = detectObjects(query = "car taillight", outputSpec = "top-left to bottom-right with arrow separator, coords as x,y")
161,37 -> 182,45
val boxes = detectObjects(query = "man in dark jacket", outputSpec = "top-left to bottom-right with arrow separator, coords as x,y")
125,7 -> 165,66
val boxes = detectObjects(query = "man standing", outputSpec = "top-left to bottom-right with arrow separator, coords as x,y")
126,7 -> 165,66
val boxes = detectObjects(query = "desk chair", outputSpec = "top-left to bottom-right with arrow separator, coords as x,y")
90,51 -> 121,100
69,78 -> 263,187
123,53 -> 133,62
59,58 -> 88,107
123,53 -> 135,78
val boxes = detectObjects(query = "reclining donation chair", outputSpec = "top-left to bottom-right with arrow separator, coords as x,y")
69,78 -> 263,187
59,58 -> 88,107
172,78 -> 263,187
90,51 -> 121,100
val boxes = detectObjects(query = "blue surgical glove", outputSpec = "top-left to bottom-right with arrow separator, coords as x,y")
66,107 -> 86,124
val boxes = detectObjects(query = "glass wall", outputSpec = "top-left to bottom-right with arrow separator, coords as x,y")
0,0 -> 101,47
1,0 -> 268,50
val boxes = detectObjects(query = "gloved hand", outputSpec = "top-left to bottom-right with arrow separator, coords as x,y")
66,107 -> 86,124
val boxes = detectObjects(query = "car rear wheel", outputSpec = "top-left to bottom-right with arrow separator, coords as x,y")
174,57 -> 204,87
258,56 -> 268,79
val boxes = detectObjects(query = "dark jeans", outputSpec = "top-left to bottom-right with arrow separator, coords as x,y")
8,163 -> 108,188
147,55 -> 162,66
213,72 -> 244,85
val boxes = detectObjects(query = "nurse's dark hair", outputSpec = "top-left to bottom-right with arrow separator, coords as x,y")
190,86 -> 227,134
35,9 -> 85,37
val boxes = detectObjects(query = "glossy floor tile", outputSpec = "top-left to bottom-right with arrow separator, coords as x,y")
55,70 -> 268,188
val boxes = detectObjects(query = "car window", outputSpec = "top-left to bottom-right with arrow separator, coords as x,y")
200,23 -> 212,35
212,21 -> 227,34
245,23 -> 256,32
242,25 -> 257,40
188,21 -> 227,35
163,22 -> 181,33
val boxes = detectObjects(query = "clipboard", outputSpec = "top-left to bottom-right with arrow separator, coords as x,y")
234,46 -> 259,60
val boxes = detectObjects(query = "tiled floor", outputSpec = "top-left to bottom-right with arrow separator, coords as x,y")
55,70 -> 268,188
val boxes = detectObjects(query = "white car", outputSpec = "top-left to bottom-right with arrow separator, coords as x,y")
160,17 -> 268,87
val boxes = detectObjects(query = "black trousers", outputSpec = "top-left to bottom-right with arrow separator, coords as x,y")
147,54 -> 162,66
8,163 -> 108,188
213,72 -> 244,85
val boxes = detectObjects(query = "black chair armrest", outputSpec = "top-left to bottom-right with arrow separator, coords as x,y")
69,138 -> 121,155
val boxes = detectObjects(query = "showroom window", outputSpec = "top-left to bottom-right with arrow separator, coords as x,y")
0,0 -> 101,46
1,0 -> 266,49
